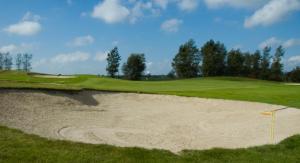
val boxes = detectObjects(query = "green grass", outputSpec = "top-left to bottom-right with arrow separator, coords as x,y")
1,126 -> 300,162
1,70 -> 300,108
1,70 -> 300,162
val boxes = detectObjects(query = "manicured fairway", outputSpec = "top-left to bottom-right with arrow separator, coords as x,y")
1,71 -> 300,108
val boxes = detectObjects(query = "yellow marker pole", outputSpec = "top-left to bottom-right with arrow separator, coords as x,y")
261,111 -> 275,144
261,107 -> 288,144
271,111 -> 275,144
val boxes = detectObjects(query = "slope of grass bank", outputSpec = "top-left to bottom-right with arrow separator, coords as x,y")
1,126 -> 300,162
1,71 -> 300,108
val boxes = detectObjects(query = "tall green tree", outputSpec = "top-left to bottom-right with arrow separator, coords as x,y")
260,46 -> 271,80
0,53 -> 4,70
172,39 -> 201,78
242,52 -> 252,76
201,40 -> 227,76
251,50 -> 261,78
22,53 -> 32,72
270,46 -> 284,81
3,53 -> 13,70
227,49 -> 244,76
16,53 -> 23,71
106,47 -> 121,78
287,67 -> 300,82
122,53 -> 146,80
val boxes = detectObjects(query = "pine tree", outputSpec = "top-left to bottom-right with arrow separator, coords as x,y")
251,50 -> 261,78
270,46 -> 284,81
227,49 -> 244,76
260,47 -> 271,80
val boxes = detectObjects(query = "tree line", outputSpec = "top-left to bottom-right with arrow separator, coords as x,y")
0,52 -> 33,72
106,39 -> 299,82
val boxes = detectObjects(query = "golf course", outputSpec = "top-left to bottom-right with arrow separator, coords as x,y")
1,71 -> 300,162
1,0 -> 300,162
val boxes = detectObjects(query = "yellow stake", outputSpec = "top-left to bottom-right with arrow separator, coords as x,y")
261,111 -> 276,144
261,107 -> 288,144
271,111 -> 275,144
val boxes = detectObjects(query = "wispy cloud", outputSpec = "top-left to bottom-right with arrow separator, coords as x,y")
67,35 -> 95,47
244,0 -> 300,28
161,18 -> 183,33
177,0 -> 198,11
51,51 -> 90,64
94,51 -> 108,62
0,43 -> 35,54
259,37 -> 300,49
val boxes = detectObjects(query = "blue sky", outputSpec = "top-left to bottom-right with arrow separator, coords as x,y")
0,0 -> 300,75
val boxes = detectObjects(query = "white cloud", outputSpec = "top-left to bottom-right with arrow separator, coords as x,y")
204,0 -> 267,9
68,35 -> 94,47
4,12 -> 41,36
153,0 -> 198,11
244,0 -> 300,28
22,12 -> 41,22
91,0 -> 130,24
0,44 -> 18,53
260,37 -> 300,49
161,18 -> 183,32
94,51 -> 108,62
129,1 -> 159,24
287,55 -> 300,68
283,39 -> 300,48
153,0 -> 169,9
178,0 -> 198,11
51,51 -> 90,64
0,43 -> 34,54
288,55 -> 300,63
4,21 -> 41,36
259,37 -> 282,49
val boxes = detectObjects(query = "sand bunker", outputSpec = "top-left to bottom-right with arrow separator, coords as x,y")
0,89 -> 300,152
33,75 -> 75,79
284,83 -> 300,86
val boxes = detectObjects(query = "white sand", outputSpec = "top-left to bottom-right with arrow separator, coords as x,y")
0,89 -> 300,152
284,83 -> 300,86
33,75 -> 75,78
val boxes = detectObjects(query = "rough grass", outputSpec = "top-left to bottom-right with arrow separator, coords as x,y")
1,70 -> 300,162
